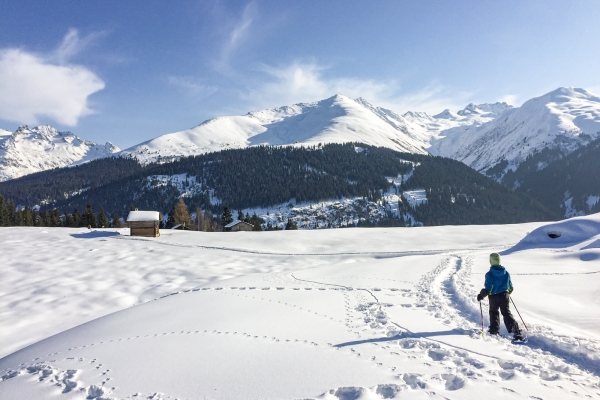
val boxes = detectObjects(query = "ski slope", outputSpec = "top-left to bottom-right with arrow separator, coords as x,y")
1,215 -> 600,399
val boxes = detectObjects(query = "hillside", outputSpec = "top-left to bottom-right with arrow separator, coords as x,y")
0,144 -> 556,228
507,137 -> 600,218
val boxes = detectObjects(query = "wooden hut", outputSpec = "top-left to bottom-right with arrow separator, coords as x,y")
127,210 -> 160,237
224,220 -> 254,232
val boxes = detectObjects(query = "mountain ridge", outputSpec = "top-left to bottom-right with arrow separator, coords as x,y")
1,87 -> 599,186
429,87 -> 600,175
0,125 -> 119,182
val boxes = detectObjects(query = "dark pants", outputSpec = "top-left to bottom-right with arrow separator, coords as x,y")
488,292 -> 521,335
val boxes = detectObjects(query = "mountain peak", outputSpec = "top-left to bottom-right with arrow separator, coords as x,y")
433,109 -> 460,120
457,102 -> 512,117
535,87 -> 600,103
0,125 -> 120,182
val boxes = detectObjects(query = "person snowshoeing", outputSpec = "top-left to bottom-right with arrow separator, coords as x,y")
477,253 -> 524,341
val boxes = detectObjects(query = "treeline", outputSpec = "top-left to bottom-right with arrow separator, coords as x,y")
0,196 -> 118,228
0,143 -> 416,218
405,157 -> 557,225
0,157 -> 143,206
0,143 -> 559,228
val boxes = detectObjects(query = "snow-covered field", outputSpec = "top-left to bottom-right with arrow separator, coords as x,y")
1,215 -> 600,399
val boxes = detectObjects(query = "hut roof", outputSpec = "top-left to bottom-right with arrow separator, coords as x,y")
127,211 -> 160,222
225,220 -> 253,228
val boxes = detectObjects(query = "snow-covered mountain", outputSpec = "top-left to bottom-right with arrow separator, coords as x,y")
120,95 -> 436,164
429,87 -> 600,174
3,87 -> 598,186
0,125 -> 120,182
120,95 -> 515,165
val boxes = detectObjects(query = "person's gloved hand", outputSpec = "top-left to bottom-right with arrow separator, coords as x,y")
477,289 -> 489,302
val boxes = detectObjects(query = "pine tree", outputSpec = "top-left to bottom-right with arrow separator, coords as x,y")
22,206 -> 33,226
250,213 -> 262,231
65,213 -> 74,228
112,213 -> 122,228
54,209 -> 63,227
0,196 -> 7,226
98,207 -> 109,228
237,210 -> 244,222
36,211 -> 46,227
221,206 -> 233,227
14,208 -> 23,226
82,203 -> 97,228
72,209 -> 82,227
285,218 -> 298,230
6,200 -> 16,225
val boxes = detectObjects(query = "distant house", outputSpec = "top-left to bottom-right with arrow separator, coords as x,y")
224,220 -> 254,232
170,224 -> 190,230
127,210 -> 160,237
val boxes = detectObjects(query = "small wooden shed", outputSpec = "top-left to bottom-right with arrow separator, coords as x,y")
127,210 -> 160,237
224,220 -> 254,232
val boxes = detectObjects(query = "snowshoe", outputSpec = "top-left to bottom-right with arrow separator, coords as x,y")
511,332 -> 528,345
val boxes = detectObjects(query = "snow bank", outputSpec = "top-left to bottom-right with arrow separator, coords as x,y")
505,213 -> 600,252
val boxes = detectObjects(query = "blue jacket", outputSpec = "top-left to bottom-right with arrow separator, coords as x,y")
484,265 -> 513,295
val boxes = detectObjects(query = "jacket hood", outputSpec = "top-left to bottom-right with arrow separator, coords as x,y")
490,265 -> 506,276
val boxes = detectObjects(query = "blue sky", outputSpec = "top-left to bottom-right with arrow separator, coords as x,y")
1,0 -> 599,148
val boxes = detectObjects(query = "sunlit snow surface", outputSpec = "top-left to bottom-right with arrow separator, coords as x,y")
1,215 -> 600,399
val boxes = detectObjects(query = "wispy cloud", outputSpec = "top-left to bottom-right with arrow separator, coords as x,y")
498,94 -> 518,106
0,30 -> 105,126
242,61 -> 473,114
52,28 -> 106,64
213,1 -> 258,74
168,76 -> 218,97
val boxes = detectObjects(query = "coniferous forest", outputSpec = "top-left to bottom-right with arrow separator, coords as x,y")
0,143 -> 558,228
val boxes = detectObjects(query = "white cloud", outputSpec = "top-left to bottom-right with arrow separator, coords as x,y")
498,94 -> 518,106
0,48 -> 105,126
213,2 -> 258,73
243,61 -> 472,114
168,76 -> 218,97
53,28 -> 104,64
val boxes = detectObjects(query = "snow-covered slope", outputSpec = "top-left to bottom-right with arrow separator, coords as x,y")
120,95 -> 433,164
120,95 -> 516,165
0,126 -> 120,182
429,87 -> 600,173
1,216 -> 600,399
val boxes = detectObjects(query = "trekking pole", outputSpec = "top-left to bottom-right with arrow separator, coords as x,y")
510,297 -> 529,332
479,301 -> 485,336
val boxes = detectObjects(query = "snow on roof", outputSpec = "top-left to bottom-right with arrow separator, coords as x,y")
225,220 -> 251,228
127,211 -> 160,222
